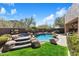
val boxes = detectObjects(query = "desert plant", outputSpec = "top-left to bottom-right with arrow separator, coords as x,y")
0,37 -> 9,47
0,34 -> 11,48
0,37 -> 9,42
1,34 -> 12,38
53,16 -> 64,28
67,33 -> 79,56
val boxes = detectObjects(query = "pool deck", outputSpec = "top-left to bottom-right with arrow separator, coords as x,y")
56,34 -> 70,56
56,34 -> 67,47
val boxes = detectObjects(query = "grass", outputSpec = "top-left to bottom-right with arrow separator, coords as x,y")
0,42 -> 68,56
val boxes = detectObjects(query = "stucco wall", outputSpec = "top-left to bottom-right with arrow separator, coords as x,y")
65,4 -> 79,24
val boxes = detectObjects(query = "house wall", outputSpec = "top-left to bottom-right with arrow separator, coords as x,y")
65,4 -> 79,24
65,4 -> 79,34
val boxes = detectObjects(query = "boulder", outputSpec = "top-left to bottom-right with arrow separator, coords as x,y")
12,34 -> 19,39
2,40 -> 16,52
31,40 -> 41,48
50,39 -> 57,45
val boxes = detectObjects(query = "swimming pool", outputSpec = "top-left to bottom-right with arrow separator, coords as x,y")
35,33 -> 53,41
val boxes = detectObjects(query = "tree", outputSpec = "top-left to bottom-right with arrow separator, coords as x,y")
37,24 -> 50,30
24,16 -> 36,28
0,16 -> 36,28
53,16 -> 65,28
0,18 -> 8,28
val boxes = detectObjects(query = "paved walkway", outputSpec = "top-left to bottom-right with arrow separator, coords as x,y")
56,34 -> 70,56
56,34 -> 67,47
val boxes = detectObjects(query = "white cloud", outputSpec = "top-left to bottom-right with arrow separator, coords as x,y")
36,14 -> 55,26
37,7 -> 67,26
56,8 -> 67,17
43,14 -> 55,24
11,8 -> 16,15
0,7 -> 6,14
36,22 -> 41,27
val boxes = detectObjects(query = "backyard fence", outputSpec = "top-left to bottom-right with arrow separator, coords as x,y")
0,28 -> 64,35
0,28 -> 27,35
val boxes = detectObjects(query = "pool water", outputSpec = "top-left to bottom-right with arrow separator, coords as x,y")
36,34 -> 53,41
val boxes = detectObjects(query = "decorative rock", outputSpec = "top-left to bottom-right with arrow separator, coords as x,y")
31,37 -> 36,41
0,47 -> 3,53
0,42 -> 5,48
31,40 -> 41,48
2,40 -> 16,52
8,38 -> 12,41
30,36 -> 41,48
50,39 -> 57,45
12,34 -> 19,39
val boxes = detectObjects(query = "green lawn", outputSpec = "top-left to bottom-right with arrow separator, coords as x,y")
0,42 -> 68,56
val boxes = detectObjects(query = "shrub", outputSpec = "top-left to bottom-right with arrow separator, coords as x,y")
67,33 -> 79,56
69,34 -> 78,44
0,37 -> 9,42
0,37 -> 9,48
1,34 -> 12,38
0,34 -> 11,48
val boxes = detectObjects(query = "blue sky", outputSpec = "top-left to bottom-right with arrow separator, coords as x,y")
0,3 -> 72,26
